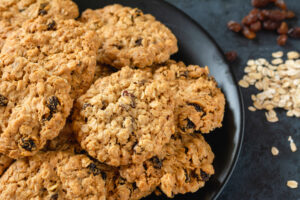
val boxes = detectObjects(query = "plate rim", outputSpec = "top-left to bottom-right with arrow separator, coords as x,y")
157,0 -> 245,199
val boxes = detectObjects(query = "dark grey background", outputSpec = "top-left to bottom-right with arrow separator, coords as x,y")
165,0 -> 300,199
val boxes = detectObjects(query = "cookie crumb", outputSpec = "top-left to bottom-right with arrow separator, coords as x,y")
287,180 -> 298,189
248,106 -> 256,112
271,146 -> 279,156
272,51 -> 283,58
288,136 -> 297,152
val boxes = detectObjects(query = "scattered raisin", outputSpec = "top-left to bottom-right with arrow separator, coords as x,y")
200,170 -> 210,181
242,26 -> 256,39
250,21 -> 262,32
50,194 -> 58,200
277,34 -> 288,46
87,163 -> 101,176
263,20 -> 280,31
268,10 -> 286,21
151,156 -> 162,169
47,20 -> 56,31
20,138 -> 36,151
47,96 -> 60,113
284,10 -> 295,19
187,103 -> 203,112
83,103 -> 92,110
242,13 -> 258,26
257,10 -> 267,21
274,0 -> 287,10
288,27 -> 300,38
251,0 -> 271,8
227,21 -> 242,32
277,22 -> 288,34
135,38 -> 143,46
186,118 -> 196,129
225,51 -> 238,63
0,94 -> 8,106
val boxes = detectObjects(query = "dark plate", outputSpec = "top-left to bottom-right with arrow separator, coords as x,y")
73,0 -> 245,199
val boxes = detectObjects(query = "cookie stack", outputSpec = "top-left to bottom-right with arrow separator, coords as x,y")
0,2 -> 225,200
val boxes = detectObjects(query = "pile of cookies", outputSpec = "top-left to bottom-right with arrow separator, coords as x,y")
0,1 -> 225,199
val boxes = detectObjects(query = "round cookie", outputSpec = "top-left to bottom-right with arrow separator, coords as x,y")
2,16 -> 99,98
153,60 -> 225,134
0,54 -> 73,158
0,0 -> 79,50
159,133 -> 214,197
0,150 -> 106,200
0,154 -> 14,177
80,4 -> 178,69
72,66 -> 175,166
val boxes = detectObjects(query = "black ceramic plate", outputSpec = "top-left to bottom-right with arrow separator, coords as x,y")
73,0 -> 244,199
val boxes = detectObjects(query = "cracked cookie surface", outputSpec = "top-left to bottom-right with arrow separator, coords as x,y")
81,4 -> 178,69
2,17 -> 99,99
0,54 -> 73,158
0,150 -> 106,200
153,60 -> 225,134
72,66 -> 175,166
0,0 -> 79,50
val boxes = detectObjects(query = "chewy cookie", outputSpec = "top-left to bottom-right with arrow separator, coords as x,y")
153,60 -> 225,134
0,0 -> 79,50
72,66 -> 175,166
81,4 -> 178,69
2,16 -> 99,99
0,150 -> 106,200
0,54 -> 73,158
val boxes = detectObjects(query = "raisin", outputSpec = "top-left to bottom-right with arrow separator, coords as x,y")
274,0 -> 287,10
268,10 -> 286,21
38,9 -> 47,16
19,9 -> 25,12
135,38 -> 143,46
112,44 -> 123,50
242,26 -> 256,39
132,182 -> 137,190
263,20 -> 280,31
130,99 -> 136,108
277,22 -> 288,34
184,146 -> 189,154
119,177 -> 126,185
285,10 -> 295,19
185,170 -> 191,183
242,13 -> 258,26
277,34 -> 288,46
47,20 -> 56,31
0,94 -> 8,106
101,171 -> 107,180
186,118 -> 195,129
47,96 -> 60,113
151,156 -> 162,169
42,113 -> 53,121
50,194 -> 58,200
257,10 -> 267,21
250,21 -> 262,32
227,21 -> 242,33
20,138 -> 36,151
288,27 -> 300,38
187,103 -> 203,112
87,163 -> 101,176
122,90 -> 133,97
251,0 -> 271,8
200,170 -> 210,181
83,103 -> 92,110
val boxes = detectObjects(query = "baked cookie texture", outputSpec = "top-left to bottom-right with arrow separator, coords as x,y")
93,64 -> 118,83
0,0 -> 79,50
0,154 -> 13,176
2,16 -> 99,99
153,60 -> 225,134
0,53 -> 73,158
0,150 -> 106,200
80,4 -> 178,69
72,66 -> 176,166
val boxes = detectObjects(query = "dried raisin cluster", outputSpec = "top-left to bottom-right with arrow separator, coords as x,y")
227,0 -> 300,46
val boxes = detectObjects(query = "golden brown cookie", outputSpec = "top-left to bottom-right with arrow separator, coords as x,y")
72,66 -> 175,166
81,4 -> 178,69
153,60 -> 225,134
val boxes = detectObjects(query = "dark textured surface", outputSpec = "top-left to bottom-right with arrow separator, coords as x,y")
164,0 -> 300,199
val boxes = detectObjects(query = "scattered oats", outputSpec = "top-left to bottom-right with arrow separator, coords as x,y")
265,110 -> 278,122
287,51 -> 299,60
271,146 -> 279,156
288,136 -> 297,152
247,59 -> 255,66
248,106 -> 256,112
238,80 -> 249,88
272,51 -> 283,58
287,180 -> 298,189
271,58 -> 283,65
